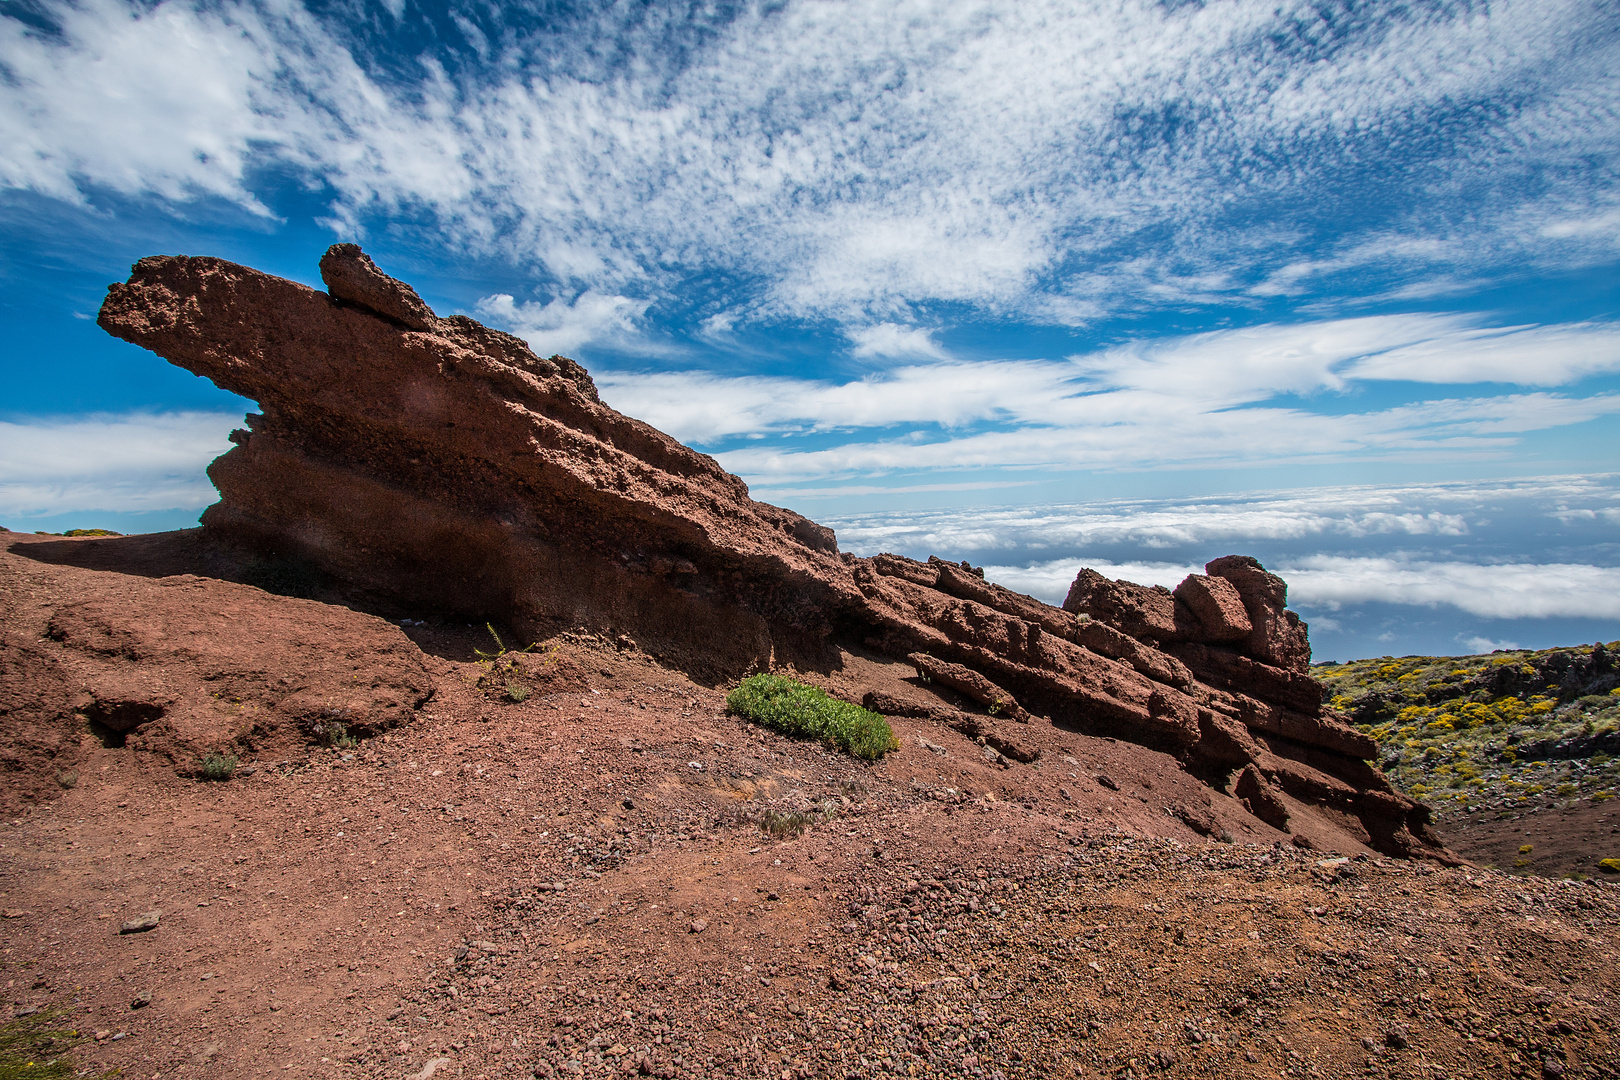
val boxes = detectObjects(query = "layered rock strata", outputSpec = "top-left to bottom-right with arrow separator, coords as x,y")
97,246 -> 1442,857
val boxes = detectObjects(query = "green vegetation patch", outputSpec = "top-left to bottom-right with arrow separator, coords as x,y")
0,1009 -> 107,1079
198,752 -> 238,781
1315,641 -> 1620,817
727,673 -> 897,759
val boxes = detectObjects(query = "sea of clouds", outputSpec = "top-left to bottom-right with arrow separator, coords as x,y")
822,475 -> 1620,661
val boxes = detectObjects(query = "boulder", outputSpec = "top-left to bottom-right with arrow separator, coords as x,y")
1062,569 -> 1190,641
319,243 -> 439,331
1173,574 -> 1250,642
1205,555 -> 1311,672
907,653 -> 1029,722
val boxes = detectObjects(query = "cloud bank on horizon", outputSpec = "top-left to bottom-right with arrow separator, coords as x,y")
0,0 -> 1617,658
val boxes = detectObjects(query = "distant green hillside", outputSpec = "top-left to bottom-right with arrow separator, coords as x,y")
1313,642 -> 1620,811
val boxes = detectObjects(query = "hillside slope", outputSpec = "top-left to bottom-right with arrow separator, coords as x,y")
1314,644 -> 1620,877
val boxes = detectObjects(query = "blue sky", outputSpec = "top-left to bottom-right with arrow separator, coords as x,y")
2,0 -> 1618,660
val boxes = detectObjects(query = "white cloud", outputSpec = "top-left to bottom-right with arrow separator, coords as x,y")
719,388 -> 1620,483
475,292 -> 652,357
644,315 -> 1620,481
1462,636 -> 1521,654
827,477 -> 1577,566
838,479 -> 1620,623
847,324 -> 948,362
579,314 -> 1620,477
3,0 -> 1616,318
980,558 -> 1199,605
1540,208 -> 1620,242
595,359 -> 1074,444
0,411 -> 238,515
1281,556 -> 1620,621
1342,321 -> 1620,386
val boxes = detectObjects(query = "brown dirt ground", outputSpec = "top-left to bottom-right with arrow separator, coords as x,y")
2,534 -> 1618,1080
1431,799 -> 1620,881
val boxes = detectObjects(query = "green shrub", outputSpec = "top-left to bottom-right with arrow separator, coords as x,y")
726,673 -> 897,759
199,753 -> 238,781
1599,858 -> 1620,874
504,682 -> 531,703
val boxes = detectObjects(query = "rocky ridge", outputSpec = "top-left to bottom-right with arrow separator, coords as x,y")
92,245 -> 1441,858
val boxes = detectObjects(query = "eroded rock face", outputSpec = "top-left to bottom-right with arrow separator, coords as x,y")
99,248 -> 847,681
97,246 -> 1445,858
0,544 -> 432,809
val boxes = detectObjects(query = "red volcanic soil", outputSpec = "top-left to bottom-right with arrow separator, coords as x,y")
3,532 -> 1618,1080
1432,798 -> 1620,881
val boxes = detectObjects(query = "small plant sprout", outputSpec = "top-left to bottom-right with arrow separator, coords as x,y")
475,623 -> 536,662
759,808 -> 816,838
505,682 -> 531,703
199,753 -> 238,781
311,718 -> 358,749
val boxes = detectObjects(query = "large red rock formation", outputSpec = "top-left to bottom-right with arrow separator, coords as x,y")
96,246 -> 1444,858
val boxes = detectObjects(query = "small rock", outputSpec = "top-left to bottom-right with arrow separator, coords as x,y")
119,911 -> 161,934
1384,1025 -> 1410,1050
131,991 -> 152,1009
689,918 -> 708,934
2,909 -> 28,919
766,891 -> 780,902
1096,775 -> 1119,791
622,798 -> 635,810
